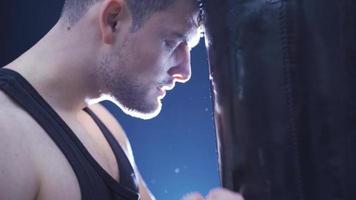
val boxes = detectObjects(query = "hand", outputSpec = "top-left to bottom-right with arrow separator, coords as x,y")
181,188 -> 244,200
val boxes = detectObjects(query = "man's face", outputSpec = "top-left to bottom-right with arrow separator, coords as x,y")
97,0 -> 201,119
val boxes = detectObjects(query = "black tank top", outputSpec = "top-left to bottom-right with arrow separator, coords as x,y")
0,68 -> 140,200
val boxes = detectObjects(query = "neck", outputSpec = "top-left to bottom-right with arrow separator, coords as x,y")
4,20 -> 101,114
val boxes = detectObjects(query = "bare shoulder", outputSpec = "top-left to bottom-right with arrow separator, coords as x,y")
87,103 -> 131,155
0,91 -> 40,200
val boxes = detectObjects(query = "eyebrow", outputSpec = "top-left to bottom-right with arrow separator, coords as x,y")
168,31 -> 187,40
191,16 -> 201,29
167,23 -> 198,40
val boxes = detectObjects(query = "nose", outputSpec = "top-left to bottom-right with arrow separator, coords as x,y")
167,42 -> 192,83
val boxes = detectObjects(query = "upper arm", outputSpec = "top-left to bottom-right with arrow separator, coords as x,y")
0,120 -> 40,200
89,103 -> 156,200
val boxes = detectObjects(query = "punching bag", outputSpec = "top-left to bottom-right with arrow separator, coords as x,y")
204,0 -> 356,199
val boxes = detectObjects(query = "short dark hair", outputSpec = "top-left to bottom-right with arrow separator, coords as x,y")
61,0 -> 177,31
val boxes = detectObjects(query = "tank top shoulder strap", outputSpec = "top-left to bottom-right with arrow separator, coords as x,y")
0,68 -> 141,200
83,107 -> 139,192
0,68 -> 108,199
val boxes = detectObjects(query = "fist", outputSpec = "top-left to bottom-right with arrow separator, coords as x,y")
181,188 -> 244,200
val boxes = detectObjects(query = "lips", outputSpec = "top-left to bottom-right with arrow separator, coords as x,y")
160,82 -> 175,91
157,81 -> 175,98
157,87 -> 166,98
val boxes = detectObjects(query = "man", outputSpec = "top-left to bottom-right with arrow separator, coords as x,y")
0,0 -> 243,199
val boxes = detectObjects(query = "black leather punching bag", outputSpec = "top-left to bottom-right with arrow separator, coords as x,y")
204,0 -> 356,199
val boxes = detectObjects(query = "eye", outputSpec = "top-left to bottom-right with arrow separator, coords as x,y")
163,39 -> 179,51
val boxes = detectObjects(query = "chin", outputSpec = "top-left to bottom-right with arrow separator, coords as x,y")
128,109 -> 161,120
122,101 -> 162,120
97,94 -> 163,120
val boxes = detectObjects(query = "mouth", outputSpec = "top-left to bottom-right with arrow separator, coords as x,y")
160,82 -> 176,91
157,87 -> 166,98
157,81 -> 175,98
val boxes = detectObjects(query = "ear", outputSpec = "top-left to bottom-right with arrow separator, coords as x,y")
99,0 -> 128,44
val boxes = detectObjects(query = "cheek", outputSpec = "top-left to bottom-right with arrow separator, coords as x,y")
135,38 -> 170,69
135,48 -> 168,77
116,35 -> 171,86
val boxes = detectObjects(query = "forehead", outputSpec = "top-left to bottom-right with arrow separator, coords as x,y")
164,0 -> 200,27
146,0 -> 200,35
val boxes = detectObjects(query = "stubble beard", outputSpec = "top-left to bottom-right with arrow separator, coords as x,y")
97,41 -> 162,120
